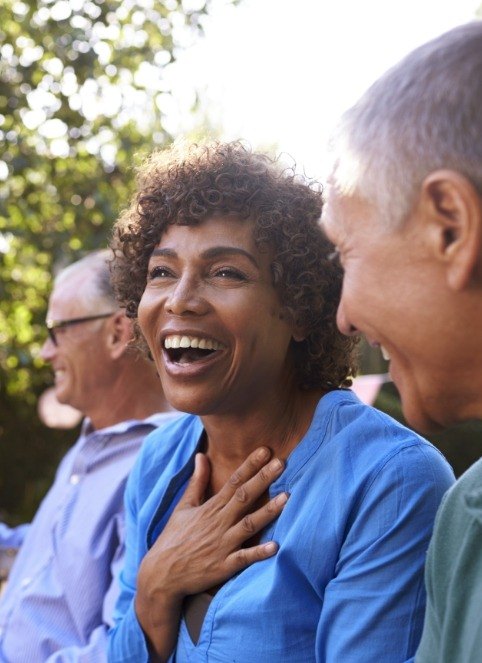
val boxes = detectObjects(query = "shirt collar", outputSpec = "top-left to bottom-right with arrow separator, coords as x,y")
80,411 -> 178,438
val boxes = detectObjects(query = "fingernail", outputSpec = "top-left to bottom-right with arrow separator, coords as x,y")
256,447 -> 270,461
270,458 -> 283,472
264,542 -> 278,554
275,492 -> 288,506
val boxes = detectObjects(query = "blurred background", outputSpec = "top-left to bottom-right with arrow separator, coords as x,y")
2,0 -> 482,526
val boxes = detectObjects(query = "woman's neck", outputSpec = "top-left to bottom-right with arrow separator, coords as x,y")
201,387 -> 327,474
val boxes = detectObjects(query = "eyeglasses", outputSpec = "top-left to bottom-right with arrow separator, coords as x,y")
45,313 -> 116,346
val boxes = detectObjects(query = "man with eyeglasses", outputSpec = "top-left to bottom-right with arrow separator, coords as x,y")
0,250 -> 177,662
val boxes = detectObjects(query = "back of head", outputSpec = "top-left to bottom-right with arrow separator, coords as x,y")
330,20 -> 482,228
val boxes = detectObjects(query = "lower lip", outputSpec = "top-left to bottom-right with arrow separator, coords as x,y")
161,348 -> 225,379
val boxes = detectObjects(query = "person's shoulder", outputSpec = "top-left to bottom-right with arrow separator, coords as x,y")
425,458 -> 482,591
323,388 -> 427,446
140,413 -> 199,462
437,456 -> 482,520
320,389 -> 454,479
144,410 -> 183,429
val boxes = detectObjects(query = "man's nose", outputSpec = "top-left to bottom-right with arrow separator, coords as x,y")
336,300 -> 359,337
40,336 -> 56,361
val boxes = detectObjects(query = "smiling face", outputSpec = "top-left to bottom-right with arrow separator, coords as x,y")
40,267 -> 115,417
138,216 -> 299,417
321,184 -> 473,432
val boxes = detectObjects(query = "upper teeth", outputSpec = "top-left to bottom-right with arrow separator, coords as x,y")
164,335 -> 223,351
380,346 -> 390,361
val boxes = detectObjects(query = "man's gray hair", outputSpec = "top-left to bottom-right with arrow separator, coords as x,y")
330,20 -> 482,229
55,249 -> 118,311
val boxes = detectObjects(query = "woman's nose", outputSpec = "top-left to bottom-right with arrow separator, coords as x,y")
165,276 -> 209,316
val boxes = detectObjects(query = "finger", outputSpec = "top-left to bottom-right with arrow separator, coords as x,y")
216,446 -> 273,504
178,453 -> 211,508
224,540 -> 279,576
228,491 -> 289,545
222,457 -> 285,519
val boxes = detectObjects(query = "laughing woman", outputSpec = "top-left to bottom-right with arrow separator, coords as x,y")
108,142 -> 453,663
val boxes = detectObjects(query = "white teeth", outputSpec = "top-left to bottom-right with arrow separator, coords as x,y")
180,336 -> 191,348
163,335 -> 223,351
381,346 -> 391,361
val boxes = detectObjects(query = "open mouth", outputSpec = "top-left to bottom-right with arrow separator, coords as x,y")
380,345 -> 391,361
163,335 -> 224,365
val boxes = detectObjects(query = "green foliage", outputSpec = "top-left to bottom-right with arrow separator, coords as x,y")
0,0 -> 229,523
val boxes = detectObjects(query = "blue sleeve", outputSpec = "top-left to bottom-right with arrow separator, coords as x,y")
316,442 -> 454,663
0,523 -> 29,580
107,458 -> 150,663
0,522 -> 30,548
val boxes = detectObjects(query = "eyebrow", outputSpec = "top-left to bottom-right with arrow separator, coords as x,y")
151,246 -> 259,268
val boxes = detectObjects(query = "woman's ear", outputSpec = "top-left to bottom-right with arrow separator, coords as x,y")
106,311 -> 134,359
292,328 -> 307,343
278,307 -> 307,342
421,170 -> 482,291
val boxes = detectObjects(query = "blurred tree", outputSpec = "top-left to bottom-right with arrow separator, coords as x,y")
0,0 -> 234,523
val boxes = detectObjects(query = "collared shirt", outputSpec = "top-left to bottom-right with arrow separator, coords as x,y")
108,390 -> 455,663
0,411 -> 178,663
416,457 -> 482,663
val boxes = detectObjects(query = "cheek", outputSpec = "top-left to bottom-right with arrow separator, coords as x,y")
137,292 -> 157,339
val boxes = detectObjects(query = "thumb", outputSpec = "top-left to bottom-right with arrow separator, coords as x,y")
179,453 -> 211,508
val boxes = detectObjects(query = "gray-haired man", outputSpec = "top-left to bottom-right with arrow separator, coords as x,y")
322,21 -> 482,663
0,250 -> 177,661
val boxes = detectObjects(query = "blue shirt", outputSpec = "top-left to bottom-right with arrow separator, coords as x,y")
0,412 -> 178,663
108,390 -> 454,663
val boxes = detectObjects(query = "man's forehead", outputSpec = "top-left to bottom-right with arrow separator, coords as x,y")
320,181 -> 346,240
48,269 -> 93,315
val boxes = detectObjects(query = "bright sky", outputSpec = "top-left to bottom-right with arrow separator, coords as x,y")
169,0 -> 480,179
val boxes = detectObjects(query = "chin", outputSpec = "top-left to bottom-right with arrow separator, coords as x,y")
400,398 -> 446,434
54,388 -> 69,405
164,394 -> 207,416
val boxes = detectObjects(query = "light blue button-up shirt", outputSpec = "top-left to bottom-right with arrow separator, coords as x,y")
0,411 -> 178,662
108,390 -> 455,663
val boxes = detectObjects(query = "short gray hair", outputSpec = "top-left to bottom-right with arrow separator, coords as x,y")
329,20 -> 482,229
55,249 -> 118,311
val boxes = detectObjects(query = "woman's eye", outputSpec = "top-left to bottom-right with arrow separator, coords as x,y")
148,266 -> 174,280
213,267 -> 247,280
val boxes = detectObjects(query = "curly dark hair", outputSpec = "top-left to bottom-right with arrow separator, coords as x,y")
111,141 -> 358,389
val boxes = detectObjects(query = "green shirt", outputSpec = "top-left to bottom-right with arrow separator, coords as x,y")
416,457 -> 482,663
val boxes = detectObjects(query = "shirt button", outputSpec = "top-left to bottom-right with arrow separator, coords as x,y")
70,474 -> 80,485
20,577 -> 31,588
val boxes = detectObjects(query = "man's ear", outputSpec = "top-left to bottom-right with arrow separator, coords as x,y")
106,310 -> 134,359
421,170 -> 482,290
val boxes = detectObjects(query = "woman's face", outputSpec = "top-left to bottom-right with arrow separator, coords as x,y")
138,215 -> 300,416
